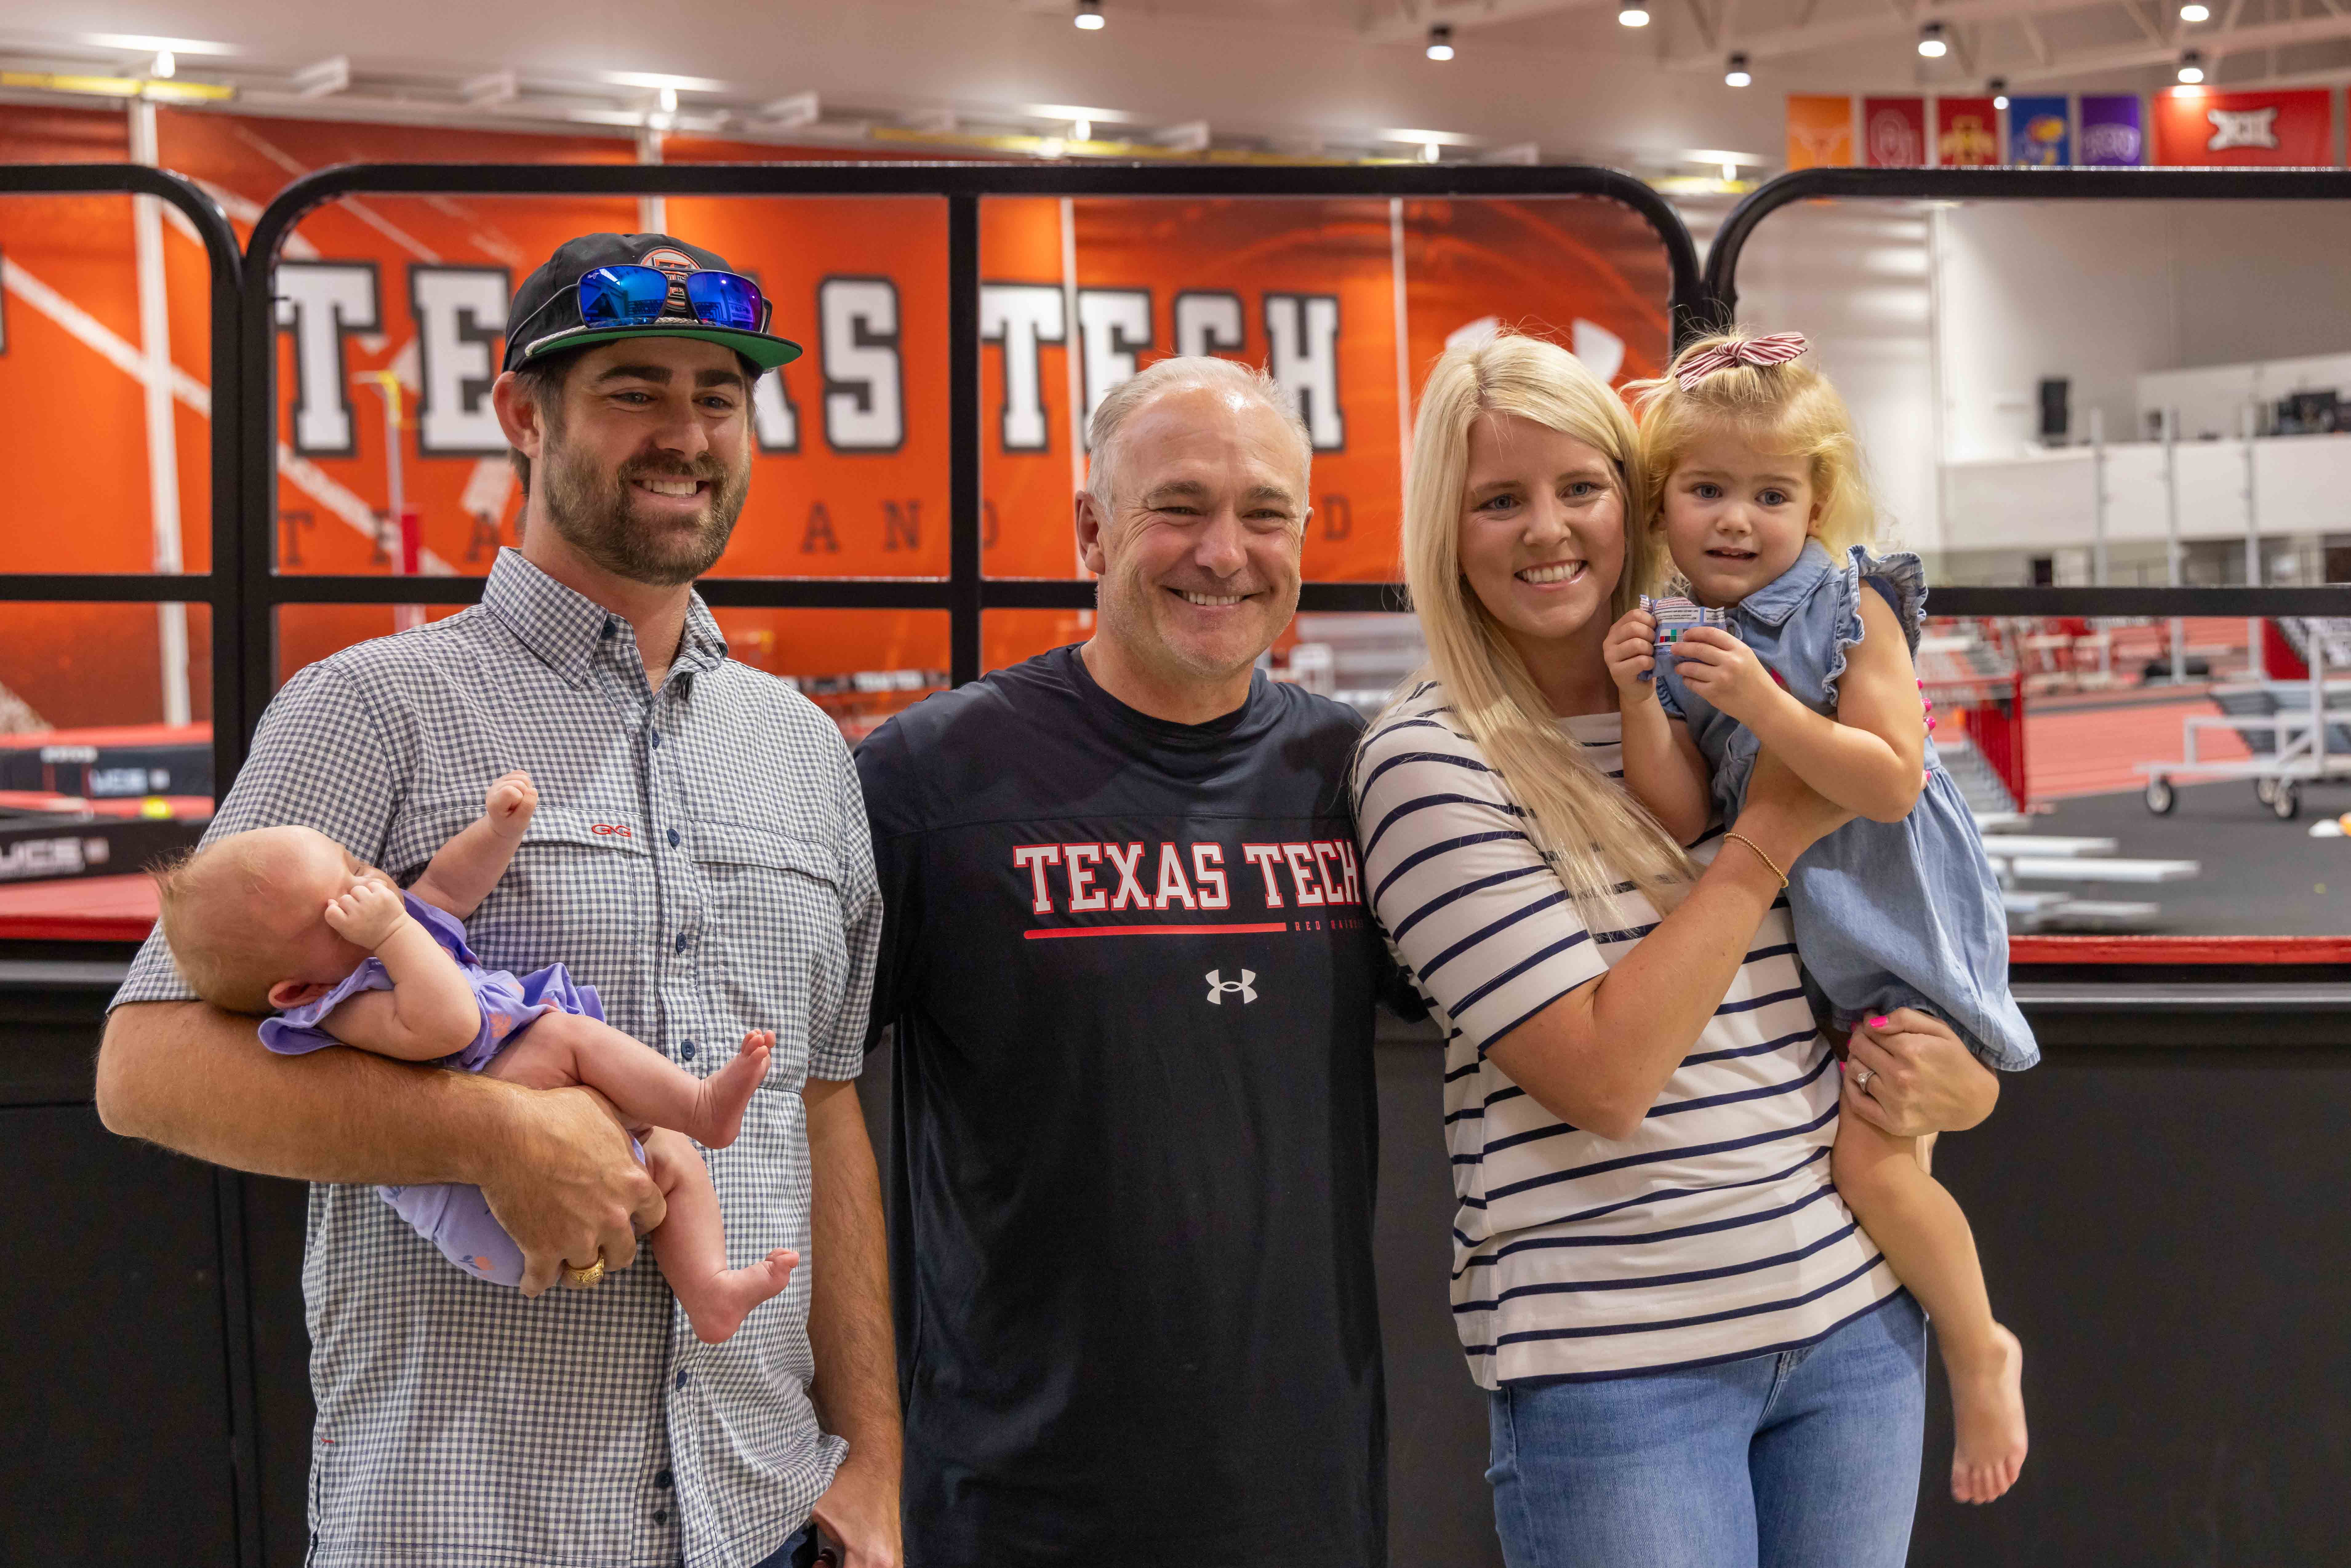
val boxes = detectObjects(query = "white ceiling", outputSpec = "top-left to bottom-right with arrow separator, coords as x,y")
0,0 -> 2342,178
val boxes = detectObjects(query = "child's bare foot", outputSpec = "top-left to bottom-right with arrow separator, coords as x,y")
688,1030 -> 773,1148
1949,1322 -> 2028,1503
685,1249 -> 799,1345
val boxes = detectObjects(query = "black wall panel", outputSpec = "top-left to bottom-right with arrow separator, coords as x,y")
13,960 -> 2351,1566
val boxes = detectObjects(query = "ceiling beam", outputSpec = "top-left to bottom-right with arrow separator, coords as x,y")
1360,0 -> 1591,45
1667,0 -> 2115,66
1998,6 -> 2351,78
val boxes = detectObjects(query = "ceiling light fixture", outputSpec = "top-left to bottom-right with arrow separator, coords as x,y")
1075,0 -> 1105,29
2180,2 -> 2211,19
2177,48 -> 2205,82
1989,75 -> 2007,109
1422,140 -> 1442,162
1072,116 -> 1091,142
1620,0 -> 1652,26
1725,52 -> 1752,86
1427,24 -> 1455,60
1917,21 -> 1948,57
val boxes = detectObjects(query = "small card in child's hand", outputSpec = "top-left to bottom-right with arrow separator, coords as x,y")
1641,594 -> 1731,644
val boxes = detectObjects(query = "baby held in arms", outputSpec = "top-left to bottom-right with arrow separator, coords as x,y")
152,772 -> 795,1344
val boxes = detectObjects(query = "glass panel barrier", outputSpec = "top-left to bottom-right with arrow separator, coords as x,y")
1725,188 -> 2351,940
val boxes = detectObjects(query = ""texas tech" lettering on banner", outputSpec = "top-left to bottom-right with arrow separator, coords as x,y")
1012,839 -> 1363,915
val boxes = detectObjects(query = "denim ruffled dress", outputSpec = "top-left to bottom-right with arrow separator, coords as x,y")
1658,541 -> 2040,1072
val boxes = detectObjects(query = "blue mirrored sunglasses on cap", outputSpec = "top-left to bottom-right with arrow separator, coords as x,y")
577,264 -> 770,332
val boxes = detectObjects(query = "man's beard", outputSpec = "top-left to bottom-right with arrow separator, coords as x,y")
537,438 -> 751,588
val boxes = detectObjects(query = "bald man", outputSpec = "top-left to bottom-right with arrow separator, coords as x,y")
855,357 -> 1403,1567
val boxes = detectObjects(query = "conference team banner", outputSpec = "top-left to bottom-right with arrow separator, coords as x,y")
2079,95 -> 2147,164
2008,96 -> 2071,166
1864,97 -> 1929,167
1936,97 -> 2001,166
0,103 -> 1672,721
1786,94 -> 1856,170
1792,88 -> 2345,169
2153,87 -> 2333,165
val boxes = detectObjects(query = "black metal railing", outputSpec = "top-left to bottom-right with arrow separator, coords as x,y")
16,158 -> 2351,788
236,161 -> 1707,713
0,165 -> 246,794
1703,164 -> 2351,623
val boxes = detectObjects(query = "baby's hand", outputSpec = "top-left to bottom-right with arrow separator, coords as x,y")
325,878 -> 409,951
1668,627 -> 1781,722
1604,608 -> 1659,698
486,770 -> 538,837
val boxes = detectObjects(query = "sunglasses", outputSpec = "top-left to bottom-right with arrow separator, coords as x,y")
518,264 -> 772,352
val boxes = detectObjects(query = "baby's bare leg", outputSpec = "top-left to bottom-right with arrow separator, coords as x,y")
486,1012 -> 773,1148
640,1128 -> 798,1345
1833,1095 -> 2027,1505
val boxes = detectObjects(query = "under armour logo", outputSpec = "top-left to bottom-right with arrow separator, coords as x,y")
1205,968 -> 1257,1005
2207,107 -> 2279,152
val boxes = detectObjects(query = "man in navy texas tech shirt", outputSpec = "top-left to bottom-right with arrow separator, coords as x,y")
856,358 -> 1403,1567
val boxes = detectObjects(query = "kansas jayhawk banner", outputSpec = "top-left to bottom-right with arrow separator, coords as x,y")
0,102 -> 1673,738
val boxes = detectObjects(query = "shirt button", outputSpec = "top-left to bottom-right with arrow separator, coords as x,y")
680,1041 -> 697,1060
655,1468 -> 674,1489
650,730 -> 662,748
675,1370 -> 689,1390
667,828 -> 681,848
674,933 -> 688,953
602,620 -> 617,639
653,1509 -> 669,1525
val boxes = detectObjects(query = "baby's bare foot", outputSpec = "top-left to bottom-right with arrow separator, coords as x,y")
1949,1322 -> 2028,1504
686,1249 -> 799,1346
690,1031 -> 773,1148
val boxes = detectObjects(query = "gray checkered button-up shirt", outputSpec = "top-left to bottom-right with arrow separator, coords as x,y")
112,548 -> 881,1568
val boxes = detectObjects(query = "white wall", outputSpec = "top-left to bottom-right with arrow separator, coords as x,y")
1932,201 -> 2351,464
1731,202 -> 1940,555
1943,432 -> 2351,555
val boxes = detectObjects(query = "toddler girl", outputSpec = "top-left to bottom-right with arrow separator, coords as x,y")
153,770 -> 796,1345
1606,330 -> 2037,1504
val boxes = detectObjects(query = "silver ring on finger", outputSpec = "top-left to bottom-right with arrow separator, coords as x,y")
1851,1066 -> 1875,1094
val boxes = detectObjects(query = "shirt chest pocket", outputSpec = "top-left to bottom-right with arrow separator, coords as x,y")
686,820 -> 847,1047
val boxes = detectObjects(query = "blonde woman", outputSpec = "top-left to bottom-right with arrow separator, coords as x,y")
1354,332 -> 1998,1566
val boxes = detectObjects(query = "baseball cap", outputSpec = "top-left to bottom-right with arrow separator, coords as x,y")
502,232 -> 803,374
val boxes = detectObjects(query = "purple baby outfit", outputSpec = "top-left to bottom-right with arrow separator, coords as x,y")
261,892 -> 603,1070
262,890 -> 626,1288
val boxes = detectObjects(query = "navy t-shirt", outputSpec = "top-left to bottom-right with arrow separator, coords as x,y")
855,643 -> 1395,1568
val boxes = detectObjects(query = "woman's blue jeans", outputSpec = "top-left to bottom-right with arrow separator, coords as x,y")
1486,1292 -> 1926,1568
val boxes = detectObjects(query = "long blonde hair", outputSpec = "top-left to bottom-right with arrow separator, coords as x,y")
1625,330 -> 1877,588
1387,332 -> 1691,926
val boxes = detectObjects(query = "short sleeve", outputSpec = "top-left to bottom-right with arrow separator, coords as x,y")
851,713 -> 923,1052
812,736 -> 882,1081
110,658 -> 412,1013
1352,713 -> 1607,1053
257,957 -> 396,1054
1822,547 -> 1928,704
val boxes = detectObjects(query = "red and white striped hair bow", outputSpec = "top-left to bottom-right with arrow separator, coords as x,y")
1674,332 -> 1808,387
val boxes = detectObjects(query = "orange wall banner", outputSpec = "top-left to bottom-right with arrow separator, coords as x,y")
1936,97 -> 2002,167
1,105 -> 1675,726
1785,96 -> 1854,171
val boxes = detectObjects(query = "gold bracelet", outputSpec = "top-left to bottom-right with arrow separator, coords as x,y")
1722,831 -> 1788,890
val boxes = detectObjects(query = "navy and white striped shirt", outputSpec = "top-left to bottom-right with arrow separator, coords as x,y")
1354,681 -> 1897,1387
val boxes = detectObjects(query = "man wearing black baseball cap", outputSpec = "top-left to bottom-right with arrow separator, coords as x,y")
100,233 -> 900,1568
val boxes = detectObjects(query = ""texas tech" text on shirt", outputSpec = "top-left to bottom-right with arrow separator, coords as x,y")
1011,840 -> 1364,915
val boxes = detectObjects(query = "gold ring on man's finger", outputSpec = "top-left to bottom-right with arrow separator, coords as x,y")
561,1251 -> 607,1290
